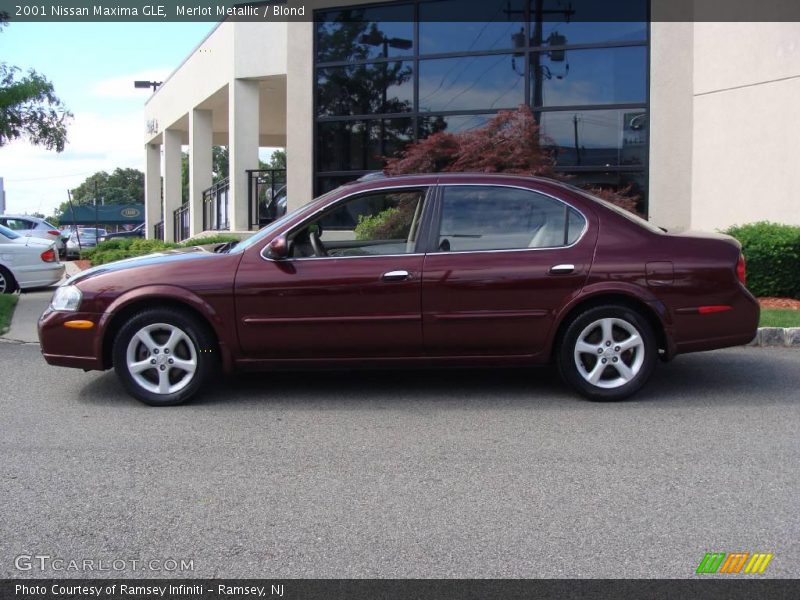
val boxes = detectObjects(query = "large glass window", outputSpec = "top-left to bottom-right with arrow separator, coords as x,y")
315,0 -> 649,210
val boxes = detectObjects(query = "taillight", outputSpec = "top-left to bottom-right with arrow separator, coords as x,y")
737,254 -> 746,286
40,248 -> 56,263
47,229 -> 60,237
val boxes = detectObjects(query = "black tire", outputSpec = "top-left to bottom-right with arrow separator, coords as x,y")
0,266 -> 17,294
112,308 -> 218,406
556,305 -> 657,402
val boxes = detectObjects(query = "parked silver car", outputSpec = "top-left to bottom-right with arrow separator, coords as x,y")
64,228 -> 107,259
0,215 -> 65,256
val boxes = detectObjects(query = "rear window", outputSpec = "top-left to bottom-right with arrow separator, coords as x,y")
566,185 -> 664,234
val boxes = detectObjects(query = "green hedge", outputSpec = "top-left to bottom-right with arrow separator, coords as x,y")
723,221 -> 800,299
85,235 -> 240,266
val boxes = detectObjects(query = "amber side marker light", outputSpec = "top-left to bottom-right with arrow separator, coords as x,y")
63,320 -> 95,329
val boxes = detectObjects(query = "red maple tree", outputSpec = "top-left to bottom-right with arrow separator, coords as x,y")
384,105 -> 640,214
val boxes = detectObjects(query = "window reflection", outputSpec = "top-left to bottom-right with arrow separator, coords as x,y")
419,114 -> 493,137
319,119 -> 415,172
531,0 -> 648,46
315,5 -> 414,63
317,62 -> 414,117
531,46 -> 647,107
538,109 -> 646,167
314,0 -> 649,206
419,0 -> 525,54
419,55 -> 524,112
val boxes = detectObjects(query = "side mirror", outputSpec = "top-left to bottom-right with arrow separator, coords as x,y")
267,235 -> 289,260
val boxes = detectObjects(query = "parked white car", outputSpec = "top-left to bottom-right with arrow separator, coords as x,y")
0,214 -> 65,257
0,225 -> 65,293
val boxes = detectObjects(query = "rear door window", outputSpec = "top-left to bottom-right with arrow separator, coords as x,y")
436,185 -> 585,252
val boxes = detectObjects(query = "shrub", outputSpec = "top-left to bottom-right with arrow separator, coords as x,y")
723,221 -> 800,299
87,234 -> 242,266
178,234 -> 239,247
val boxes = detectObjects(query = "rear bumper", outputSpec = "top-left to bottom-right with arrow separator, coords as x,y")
38,308 -> 105,371
16,263 -> 65,289
672,288 -> 760,355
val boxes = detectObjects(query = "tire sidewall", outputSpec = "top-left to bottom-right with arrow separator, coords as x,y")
0,266 -> 17,294
558,305 -> 657,402
113,309 -> 214,406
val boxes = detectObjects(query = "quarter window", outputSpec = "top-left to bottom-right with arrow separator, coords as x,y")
436,186 -> 585,252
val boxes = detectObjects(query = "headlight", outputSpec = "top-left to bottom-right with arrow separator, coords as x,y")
50,285 -> 82,311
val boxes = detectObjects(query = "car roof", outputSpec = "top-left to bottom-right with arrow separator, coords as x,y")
349,172 -> 566,186
1,214 -> 41,221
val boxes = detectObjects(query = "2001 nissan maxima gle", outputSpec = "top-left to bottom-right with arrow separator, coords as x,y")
38,174 -> 759,406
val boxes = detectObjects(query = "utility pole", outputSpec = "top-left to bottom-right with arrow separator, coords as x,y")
573,114 -> 581,165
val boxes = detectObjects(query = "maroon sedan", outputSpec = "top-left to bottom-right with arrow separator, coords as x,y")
39,174 -> 758,406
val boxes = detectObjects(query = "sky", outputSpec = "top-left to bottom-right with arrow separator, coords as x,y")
0,21 -> 216,217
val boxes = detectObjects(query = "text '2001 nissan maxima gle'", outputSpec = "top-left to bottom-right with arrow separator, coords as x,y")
38,174 -> 759,406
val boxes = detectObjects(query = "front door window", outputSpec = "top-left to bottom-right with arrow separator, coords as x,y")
289,188 -> 427,258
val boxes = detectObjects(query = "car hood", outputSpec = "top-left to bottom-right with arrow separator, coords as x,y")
66,245 -> 221,286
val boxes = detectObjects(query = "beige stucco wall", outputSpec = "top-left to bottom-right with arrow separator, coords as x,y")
144,20 -> 287,141
690,22 -> 800,230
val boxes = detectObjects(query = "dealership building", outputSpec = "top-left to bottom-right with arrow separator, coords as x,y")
142,1 -> 800,241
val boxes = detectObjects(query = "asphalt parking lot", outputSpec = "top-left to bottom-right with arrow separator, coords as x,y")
1,325 -> 798,579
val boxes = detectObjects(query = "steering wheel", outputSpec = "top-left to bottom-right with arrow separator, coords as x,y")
309,227 -> 327,257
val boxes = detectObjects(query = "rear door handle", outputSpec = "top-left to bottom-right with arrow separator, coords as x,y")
382,270 -> 411,282
549,264 -> 575,275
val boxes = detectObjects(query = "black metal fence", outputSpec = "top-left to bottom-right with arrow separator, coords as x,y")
202,177 -> 230,232
248,169 -> 287,230
154,220 -> 164,241
174,204 -> 190,243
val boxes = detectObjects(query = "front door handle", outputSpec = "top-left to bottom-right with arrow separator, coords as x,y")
549,264 -> 575,275
382,270 -> 411,282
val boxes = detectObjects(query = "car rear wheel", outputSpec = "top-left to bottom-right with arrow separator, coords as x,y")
112,308 -> 217,406
0,266 -> 17,294
557,305 -> 657,401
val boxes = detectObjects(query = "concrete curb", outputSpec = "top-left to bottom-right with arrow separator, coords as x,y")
749,328 -> 800,348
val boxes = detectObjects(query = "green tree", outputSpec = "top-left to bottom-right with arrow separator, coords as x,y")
71,168 -> 144,205
181,146 -> 231,203
0,15 -> 72,151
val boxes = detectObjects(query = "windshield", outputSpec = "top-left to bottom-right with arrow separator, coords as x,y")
230,189 -> 341,254
0,224 -> 21,239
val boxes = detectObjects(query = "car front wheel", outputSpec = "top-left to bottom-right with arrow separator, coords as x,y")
557,305 -> 657,401
112,308 -> 217,406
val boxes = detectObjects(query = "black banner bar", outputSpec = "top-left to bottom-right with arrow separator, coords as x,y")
5,0 -> 800,23
2,579 -> 800,600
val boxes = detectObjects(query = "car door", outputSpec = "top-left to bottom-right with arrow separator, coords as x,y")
234,186 -> 432,360
421,184 -> 596,357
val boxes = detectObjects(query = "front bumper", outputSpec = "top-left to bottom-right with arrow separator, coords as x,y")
38,307 -> 105,371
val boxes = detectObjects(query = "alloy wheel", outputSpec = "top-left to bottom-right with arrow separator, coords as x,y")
573,317 -> 645,389
125,322 -> 198,395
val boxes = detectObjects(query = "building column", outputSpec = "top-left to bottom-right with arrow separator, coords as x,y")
287,21 -> 314,211
189,109 -> 213,236
144,143 -> 161,240
228,79 -> 260,231
648,22 -> 694,232
162,128 -> 183,243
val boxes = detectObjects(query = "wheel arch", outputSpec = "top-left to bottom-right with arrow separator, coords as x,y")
549,289 -> 673,362
99,291 -> 231,371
